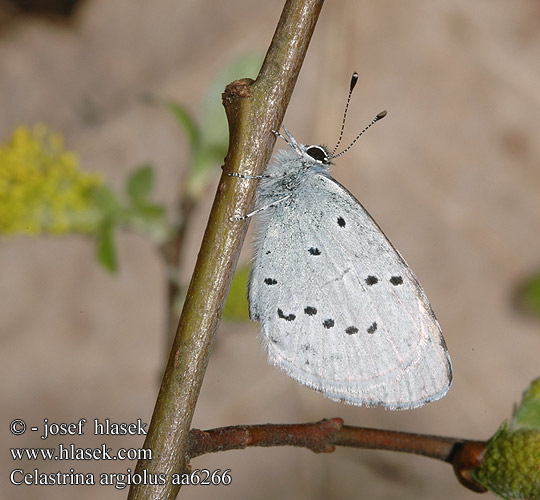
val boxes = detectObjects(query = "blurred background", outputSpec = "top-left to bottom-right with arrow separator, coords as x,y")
1,1 -> 540,499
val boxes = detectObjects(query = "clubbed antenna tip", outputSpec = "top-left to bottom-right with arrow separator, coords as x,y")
350,72 -> 359,92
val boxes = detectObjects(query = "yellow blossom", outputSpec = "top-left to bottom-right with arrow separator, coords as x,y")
0,125 -> 103,235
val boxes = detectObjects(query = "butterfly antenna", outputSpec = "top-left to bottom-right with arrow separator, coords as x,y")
330,72 -> 359,156
330,110 -> 387,160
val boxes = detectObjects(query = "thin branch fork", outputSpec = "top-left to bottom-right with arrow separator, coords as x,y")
187,419 -> 488,494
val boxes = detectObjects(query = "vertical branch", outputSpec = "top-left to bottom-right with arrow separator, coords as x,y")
128,1 -> 324,499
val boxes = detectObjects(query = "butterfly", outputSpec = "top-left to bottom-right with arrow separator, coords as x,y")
235,73 -> 452,409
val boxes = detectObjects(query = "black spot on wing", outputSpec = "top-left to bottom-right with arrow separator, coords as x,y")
323,319 -> 335,329
264,278 -> 277,285
365,275 -> 378,286
277,308 -> 296,322
367,322 -> 377,334
345,326 -> 359,335
337,216 -> 346,227
308,247 -> 321,256
390,276 -> 403,286
304,306 -> 317,316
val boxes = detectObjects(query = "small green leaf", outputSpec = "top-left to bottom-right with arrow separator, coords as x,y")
223,265 -> 251,321
96,219 -> 117,273
514,271 -> 540,319
200,53 -> 262,147
125,202 -> 169,244
183,53 -> 263,199
166,101 -> 200,150
126,165 -> 154,206
94,185 -> 121,215
513,378 -> 540,431
186,145 -> 228,198
134,203 -> 165,218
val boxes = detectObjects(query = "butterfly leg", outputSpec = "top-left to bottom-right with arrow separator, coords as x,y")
273,127 -> 304,156
272,128 -> 293,148
229,195 -> 291,221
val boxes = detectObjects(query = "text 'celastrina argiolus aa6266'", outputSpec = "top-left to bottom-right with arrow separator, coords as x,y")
231,73 -> 452,410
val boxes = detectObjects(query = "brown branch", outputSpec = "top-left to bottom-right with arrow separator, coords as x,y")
187,419 -> 488,494
188,419 -> 343,458
128,1 -> 324,499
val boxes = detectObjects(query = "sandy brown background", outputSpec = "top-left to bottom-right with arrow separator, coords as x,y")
2,1 -> 540,499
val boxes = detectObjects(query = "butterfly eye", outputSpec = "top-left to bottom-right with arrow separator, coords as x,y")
305,146 -> 328,163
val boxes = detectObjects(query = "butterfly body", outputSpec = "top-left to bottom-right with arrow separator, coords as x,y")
248,137 -> 452,409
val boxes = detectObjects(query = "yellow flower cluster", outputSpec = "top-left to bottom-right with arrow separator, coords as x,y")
0,125 -> 103,235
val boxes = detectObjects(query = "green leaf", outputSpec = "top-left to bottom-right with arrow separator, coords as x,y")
223,265 -> 251,321
185,144 -> 228,198
513,378 -> 540,431
184,53 -> 263,199
96,219 -> 117,273
93,185 -> 121,215
134,203 -> 165,218
126,165 -> 154,206
125,202 -> 169,244
166,101 -> 200,150
514,271 -> 540,319
200,53 -> 263,147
